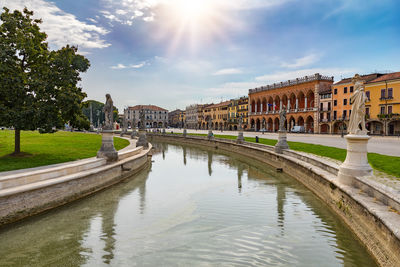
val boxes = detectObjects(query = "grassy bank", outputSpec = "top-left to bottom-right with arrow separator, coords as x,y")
0,130 -> 130,172
173,132 -> 400,178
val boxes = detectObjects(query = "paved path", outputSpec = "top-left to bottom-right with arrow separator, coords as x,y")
165,128 -> 400,157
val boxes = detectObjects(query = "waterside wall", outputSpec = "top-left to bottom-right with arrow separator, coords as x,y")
149,133 -> 400,267
0,139 -> 152,227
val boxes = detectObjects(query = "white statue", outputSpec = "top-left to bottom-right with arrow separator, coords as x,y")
348,74 -> 367,135
103,94 -> 113,130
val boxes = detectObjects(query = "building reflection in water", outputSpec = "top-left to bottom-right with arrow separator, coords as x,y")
207,151 -> 213,176
183,146 -> 187,165
237,164 -> 243,193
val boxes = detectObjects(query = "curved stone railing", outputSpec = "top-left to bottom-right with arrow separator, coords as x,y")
0,137 -> 152,227
148,133 -> 400,267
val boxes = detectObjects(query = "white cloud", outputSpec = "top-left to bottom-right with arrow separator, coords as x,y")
213,68 -> 243,76
281,54 -> 320,68
0,0 -> 110,50
110,62 -> 146,69
255,68 -> 358,83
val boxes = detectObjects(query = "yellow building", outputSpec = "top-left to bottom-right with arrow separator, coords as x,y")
237,97 -> 249,129
365,72 -> 400,135
200,101 -> 230,130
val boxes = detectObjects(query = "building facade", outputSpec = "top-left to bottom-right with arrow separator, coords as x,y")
365,72 -> 400,135
331,73 -> 383,134
249,73 -> 333,133
318,88 -> 333,133
186,104 -> 206,129
168,109 -> 183,127
124,105 -> 168,128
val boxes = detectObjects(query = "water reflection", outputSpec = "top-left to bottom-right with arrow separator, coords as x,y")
0,142 -> 377,266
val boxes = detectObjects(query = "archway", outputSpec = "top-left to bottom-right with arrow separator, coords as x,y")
297,116 -> 304,126
274,118 -> 279,132
282,94 -> 288,110
251,100 -> 256,112
369,121 -> 384,135
289,93 -> 296,110
320,124 -> 330,134
288,116 -> 296,131
268,97 -> 273,111
388,120 -> 400,135
274,95 -> 281,111
256,99 -> 261,113
234,125 -> 237,131
256,118 -> 261,131
306,90 -> 315,109
262,97 -> 267,112
297,91 -> 305,110
306,116 -> 314,133
250,119 -> 255,130
267,118 -> 273,132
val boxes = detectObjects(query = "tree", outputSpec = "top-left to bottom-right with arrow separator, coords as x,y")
82,100 -> 119,128
0,7 -> 90,154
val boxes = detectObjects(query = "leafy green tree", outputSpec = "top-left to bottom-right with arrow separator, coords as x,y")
0,7 -> 90,154
82,100 -> 119,128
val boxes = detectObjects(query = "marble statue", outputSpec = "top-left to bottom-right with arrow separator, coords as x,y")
103,94 -> 113,130
348,74 -> 367,135
238,114 -> 243,130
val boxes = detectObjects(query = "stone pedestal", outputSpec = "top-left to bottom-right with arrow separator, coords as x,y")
274,130 -> 289,154
237,131 -> 244,144
338,134 -> 372,186
136,130 -> 148,148
183,129 -> 187,137
162,128 -> 166,134
208,130 -> 214,140
97,130 -> 118,162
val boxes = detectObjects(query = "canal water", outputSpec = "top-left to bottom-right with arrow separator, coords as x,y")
0,142 -> 376,266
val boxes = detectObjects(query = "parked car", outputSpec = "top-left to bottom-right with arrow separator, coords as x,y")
291,126 -> 305,133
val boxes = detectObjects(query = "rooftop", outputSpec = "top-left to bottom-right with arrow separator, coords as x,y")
249,73 -> 334,94
334,73 -> 383,85
367,72 -> 400,83
128,105 -> 168,111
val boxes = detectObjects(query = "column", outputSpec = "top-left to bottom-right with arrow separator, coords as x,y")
280,100 -> 283,111
273,121 -> 275,132
255,103 -> 257,113
273,101 -> 276,111
305,97 -> 308,109
288,101 -> 291,110
295,98 -> 298,110
249,104 -> 252,113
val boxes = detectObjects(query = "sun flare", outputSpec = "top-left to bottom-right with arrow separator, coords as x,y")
172,0 -> 213,22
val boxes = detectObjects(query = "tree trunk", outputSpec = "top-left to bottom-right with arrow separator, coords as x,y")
14,129 -> 21,154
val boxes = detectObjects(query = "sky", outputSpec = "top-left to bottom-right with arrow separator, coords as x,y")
1,0 -> 399,112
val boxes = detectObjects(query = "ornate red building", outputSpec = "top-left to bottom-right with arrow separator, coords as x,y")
248,73 -> 333,133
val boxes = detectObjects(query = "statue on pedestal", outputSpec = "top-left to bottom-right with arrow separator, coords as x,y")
279,106 -> 287,131
103,94 -> 114,130
348,74 -> 368,135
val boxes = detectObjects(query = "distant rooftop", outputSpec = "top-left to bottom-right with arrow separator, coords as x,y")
334,73 -> 384,85
128,105 -> 168,111
367,72 -> 400,83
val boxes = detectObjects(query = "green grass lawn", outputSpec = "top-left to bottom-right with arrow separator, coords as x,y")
0,130 -> 130,172
171,132 -> 400,178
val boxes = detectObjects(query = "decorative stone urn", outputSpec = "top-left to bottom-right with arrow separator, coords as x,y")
338,134 -> 372,185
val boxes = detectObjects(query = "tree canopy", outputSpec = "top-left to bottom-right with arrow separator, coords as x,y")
0,7 -> 90,153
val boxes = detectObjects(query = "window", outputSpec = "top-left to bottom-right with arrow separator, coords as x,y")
343,99 -> 347,105
333,111 -> 337,119
334,100 -> 337,106
320,113 -> 323,120
350,86 -> 354,93
343,110 -> 347,118
381,89 -> 386,99
366,91 -> 370,100
380,106 -> 385,114
334,88 -> 337,95
388,88 -> 393,98
328,102 -> 331,110
344,87 -> 347,93
327,113 -> 331,121
366,107 -> 369,115
388,106 -> 393,114
320,103 -> 323,110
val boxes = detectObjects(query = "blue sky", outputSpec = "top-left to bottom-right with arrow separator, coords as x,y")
1,0 -> 399,111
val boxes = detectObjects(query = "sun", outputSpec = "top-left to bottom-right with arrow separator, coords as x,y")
172,0 -> 213,23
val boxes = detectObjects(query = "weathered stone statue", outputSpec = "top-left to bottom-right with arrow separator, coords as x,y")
279,107 -> 287,131
237,114 -> 244,144
348,74 -> 367,135
97,94 -> 118,162
207,117 -> 214,140
103,94 -> 113,130
183,119 -> 187,137
338,74 -> 372,185
131,117 -> 137,139
136,109 -> 148,148
275,105 -> 289,153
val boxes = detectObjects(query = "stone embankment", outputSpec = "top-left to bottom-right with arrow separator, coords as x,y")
0,137 -> 152,227
149,133 -> 400,267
